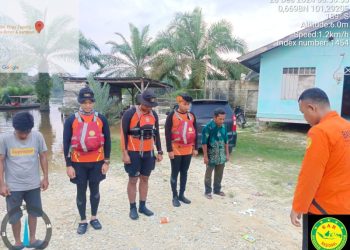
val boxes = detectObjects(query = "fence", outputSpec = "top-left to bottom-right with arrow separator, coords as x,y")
154,81 -> 259,117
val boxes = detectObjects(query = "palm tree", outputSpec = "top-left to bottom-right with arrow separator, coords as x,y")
79,32 -> 102,70
97,23 -> 156,77
152,7 -> 247,89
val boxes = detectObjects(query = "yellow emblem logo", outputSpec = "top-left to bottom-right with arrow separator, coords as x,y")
311,217 -> 347,250
89,130 -> 96,136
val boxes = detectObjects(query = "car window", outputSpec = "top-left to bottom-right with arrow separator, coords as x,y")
191,103 -> 233,119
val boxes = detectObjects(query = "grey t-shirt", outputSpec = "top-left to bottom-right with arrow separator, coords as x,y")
0,131 -> 47,191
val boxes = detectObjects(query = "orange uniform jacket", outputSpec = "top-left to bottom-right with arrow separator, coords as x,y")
120,106 -> 162,153
63,112 -> 111,166
293,111 -> 350,214
164,110 -> 198,155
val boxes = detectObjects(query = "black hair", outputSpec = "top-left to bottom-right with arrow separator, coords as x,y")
179,93 -> 193,103
298,88 -> 330,105
214,108 -> 226,117
12,111 -> 34,132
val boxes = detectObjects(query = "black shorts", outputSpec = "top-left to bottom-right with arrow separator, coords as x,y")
124,151 -> 156,177
70,161 -> 106,184
6,188 -> 42,225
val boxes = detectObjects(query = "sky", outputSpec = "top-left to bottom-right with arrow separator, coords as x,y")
79,0 -> 329,53
3,0 -> 341,75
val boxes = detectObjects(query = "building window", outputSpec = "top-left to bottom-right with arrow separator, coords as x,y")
345,67 -> 350,76
281,67 -> 316,100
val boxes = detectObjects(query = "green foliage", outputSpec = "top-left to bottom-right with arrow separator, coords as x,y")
225,63 -> 250,81
79,32 -> 102,70
35,73 -> 52,110
97,24 -> 157,77
152,7 -> 247,89
51,74 -> 64,96
0,73 -> 33,87
87,75 -> 123,125
0,84 -> 35,100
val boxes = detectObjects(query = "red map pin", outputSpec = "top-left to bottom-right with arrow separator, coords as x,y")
35,20 -> 44,33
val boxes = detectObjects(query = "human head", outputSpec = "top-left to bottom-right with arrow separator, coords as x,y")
298,88 -> 331,126
176,93 -> 193,112
213,108 -> 226,127
137,90 -> 158,113
78,87 -> 95,113
12,111 -> 34,140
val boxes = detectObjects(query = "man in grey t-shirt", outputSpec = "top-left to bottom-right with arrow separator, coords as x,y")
0,112 -> 49,250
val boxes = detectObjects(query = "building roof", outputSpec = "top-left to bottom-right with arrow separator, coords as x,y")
61,76 -> 173,89
238,10 -> 350,72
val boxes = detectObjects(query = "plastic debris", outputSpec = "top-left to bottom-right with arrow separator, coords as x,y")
210,226 -> 221,233
242,234 -> 256,243
160,217 -> 170,224
239,208 -> 255,216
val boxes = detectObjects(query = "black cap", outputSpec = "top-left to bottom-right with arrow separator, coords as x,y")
78,87 -> 95,104
179,93 -> 193,103
136,90 -> 158,107
12,111 -> 34,132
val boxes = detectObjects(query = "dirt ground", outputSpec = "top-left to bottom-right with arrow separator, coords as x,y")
0,126 -> 303,250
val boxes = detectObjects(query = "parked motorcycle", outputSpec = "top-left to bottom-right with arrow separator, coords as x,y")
234,106 -> 247,128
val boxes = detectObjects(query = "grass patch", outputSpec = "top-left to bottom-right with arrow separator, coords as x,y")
233,124 -> 308,197
234,129 -> 306,165
110,134 -> 121,163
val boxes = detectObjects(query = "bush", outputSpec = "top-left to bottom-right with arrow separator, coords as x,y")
88,75 -> 123,125
0,84 -> 34,98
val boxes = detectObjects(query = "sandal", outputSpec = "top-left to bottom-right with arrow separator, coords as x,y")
90,219 -> 102,230
12,244 -> 24,250
214,191 -> 226,196
205,193 -> 212,199
28,239 -> 46,249
77,223 -> 88,234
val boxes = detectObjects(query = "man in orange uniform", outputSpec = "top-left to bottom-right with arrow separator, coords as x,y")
63,87 -> 111,234
291,88 -> 350,249
121,90 -> 163,220
165,94 -> 198,207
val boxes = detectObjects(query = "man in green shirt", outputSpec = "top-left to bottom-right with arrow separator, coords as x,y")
202,108 -> 230,199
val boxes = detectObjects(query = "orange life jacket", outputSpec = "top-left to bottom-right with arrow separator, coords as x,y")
127,107 -> 156,153
171,111 -> 195,146
70,112 -> 105,162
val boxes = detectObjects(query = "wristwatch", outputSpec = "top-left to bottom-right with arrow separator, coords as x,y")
157,151 -> 163,155
104,159 -> 110,165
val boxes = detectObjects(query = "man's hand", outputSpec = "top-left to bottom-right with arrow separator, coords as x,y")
40,178 -> 49,191
66,166 -> 76,179
168,151 -> 175,160
204,155 -> 209,165
122,152 -> 131,164
156,154 -> 163,162
290,209 -> 302,227
0,184 -> 11,197
101,163 -> 109,175
192,150 -> 198,157
226,155 -> 230,162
